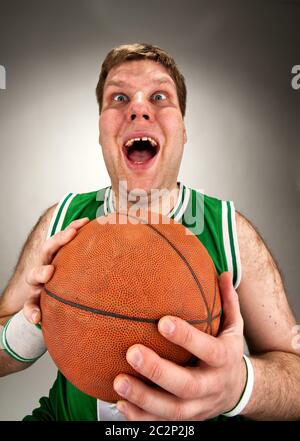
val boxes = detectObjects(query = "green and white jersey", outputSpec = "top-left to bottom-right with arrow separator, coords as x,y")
23,183 -> 241,421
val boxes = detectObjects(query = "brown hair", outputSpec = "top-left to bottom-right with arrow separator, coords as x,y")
96,43 -> 187,117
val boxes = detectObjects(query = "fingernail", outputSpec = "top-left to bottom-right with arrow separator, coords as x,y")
114,379 -> 130,397
160,318 -> 176,335
116,401 -> 127,414
31,311 -> 39,323
127,347 -> 143,369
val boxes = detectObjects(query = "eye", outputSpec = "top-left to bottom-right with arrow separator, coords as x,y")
113,94 -> 128,103
152,92 -> 167,101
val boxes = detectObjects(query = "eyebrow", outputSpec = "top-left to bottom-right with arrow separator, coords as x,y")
105,77 -> 175,89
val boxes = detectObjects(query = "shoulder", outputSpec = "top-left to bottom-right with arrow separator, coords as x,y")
234,211 -> 297,353
235,210 -> 256,251
47,188 -> 109,236
26,203 -> 58,245
235,210 -> 274,273
235,210 -> 277,293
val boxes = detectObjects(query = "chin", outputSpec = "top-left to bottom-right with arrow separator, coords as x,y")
125,177 -> 156,195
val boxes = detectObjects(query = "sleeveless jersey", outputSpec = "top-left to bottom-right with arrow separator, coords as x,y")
23,183 -> 241,421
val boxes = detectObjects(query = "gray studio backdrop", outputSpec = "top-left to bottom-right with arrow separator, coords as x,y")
0,0 -> 299,420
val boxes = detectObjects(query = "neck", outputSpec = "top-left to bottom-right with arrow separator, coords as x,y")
111,181 -> 180,216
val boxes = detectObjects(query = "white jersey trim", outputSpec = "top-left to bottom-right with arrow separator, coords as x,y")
173,186 -> 190,222
221,200 -> 242,289
46,193 -> 77,238
168,182 -> 183,218
222,201 -> 233,274
103,187 -> 111,215
230,201 -> 242,288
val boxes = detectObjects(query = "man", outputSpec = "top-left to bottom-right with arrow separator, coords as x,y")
0,43 -> 299,421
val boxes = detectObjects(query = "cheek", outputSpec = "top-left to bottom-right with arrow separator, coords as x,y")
99,110 -> 121,144
160,110 -> 185,142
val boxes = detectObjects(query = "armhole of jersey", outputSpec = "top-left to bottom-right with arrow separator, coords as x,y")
46,193 -> 77,239
221,200 -> 242,289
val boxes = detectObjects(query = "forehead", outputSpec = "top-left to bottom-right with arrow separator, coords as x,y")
104,60 -> 176,90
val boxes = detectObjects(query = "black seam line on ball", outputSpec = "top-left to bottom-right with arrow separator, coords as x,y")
44,288 -> 220,325
104,212 -> 212,323
209,273 -> 218,335
143,223 -> 212,322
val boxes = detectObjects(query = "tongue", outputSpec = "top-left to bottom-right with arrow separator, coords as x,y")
128,149 -> 154,163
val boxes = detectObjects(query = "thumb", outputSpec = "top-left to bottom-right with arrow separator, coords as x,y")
219,272 -> 243,335
23,296 -> 42,324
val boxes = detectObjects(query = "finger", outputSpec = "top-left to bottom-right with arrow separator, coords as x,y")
158,317 -> 225,368
23,297 -> 42,324
65,217 -> 90,230
116,400 -> 165,421
124,344 -> 214,399
39,217 -> 89,266
126,344 -> 197,397
26,265 -> 55,286
40,228 -> 77,265
114,374 -> 201,420
218,272 -> 243,335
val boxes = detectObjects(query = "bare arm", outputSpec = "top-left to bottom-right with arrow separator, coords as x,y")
236,211 -> 300,420
0,207 -> 90,377
0,205 -> 57,375
0,205 -> 57,323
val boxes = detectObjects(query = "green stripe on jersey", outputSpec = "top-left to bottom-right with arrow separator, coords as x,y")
172,184 -> 185,220
50,193 -> 73,236
227,201 -> 237,287
60,188 -> 107,231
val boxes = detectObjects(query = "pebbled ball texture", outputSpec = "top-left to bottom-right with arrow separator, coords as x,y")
41,212 -> 221,402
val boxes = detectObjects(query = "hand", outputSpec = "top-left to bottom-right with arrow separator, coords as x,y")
113,272 -> 246,421
23,217 -> 90,325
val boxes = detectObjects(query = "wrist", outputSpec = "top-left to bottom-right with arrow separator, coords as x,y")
1,309 -> 46,363
222,354 -> 255,417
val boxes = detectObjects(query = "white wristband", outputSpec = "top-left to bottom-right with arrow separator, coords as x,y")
0,309 -> 46,363
222,354 -> 254,417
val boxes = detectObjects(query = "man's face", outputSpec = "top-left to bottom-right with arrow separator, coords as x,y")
99,60 -> 187,195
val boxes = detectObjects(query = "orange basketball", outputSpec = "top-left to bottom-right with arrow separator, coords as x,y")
41,211 -> 221,403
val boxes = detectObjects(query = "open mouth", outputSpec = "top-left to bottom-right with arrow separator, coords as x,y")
122,137 -> 160,166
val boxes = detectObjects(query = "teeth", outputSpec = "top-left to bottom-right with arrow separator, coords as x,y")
125,139 -> 134,147
149,138 -> 157,147
124,137 -> 158,148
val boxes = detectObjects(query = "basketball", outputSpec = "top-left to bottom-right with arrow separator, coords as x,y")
40,211 -> 221,403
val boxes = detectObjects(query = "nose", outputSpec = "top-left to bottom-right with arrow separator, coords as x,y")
127,93 -> 152,122
131,113 -> 149,121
